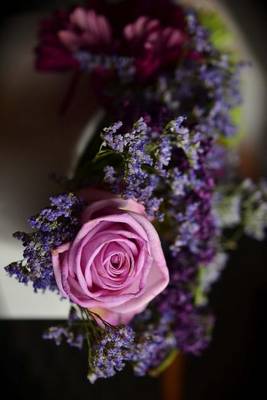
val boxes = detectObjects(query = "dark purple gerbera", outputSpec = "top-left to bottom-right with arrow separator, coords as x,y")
35,0 -> 188,79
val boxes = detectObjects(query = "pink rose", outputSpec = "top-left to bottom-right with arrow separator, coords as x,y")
52,190 -> 169,325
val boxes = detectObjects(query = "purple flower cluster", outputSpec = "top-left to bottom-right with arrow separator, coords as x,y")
88,325 -> 135,383
147,57 -> 242,143
103,115 -> 219,259
103,117 -> 164,218
43,326 -> 84,349
186,11 -> 212,53
5,193 -> 84,291
88,315 -> 177,380
99,113 -> 221,371
156,260 -> 214,355
43,307 -> 84,349
75,51 -> 136,81
131,313 -> 177,376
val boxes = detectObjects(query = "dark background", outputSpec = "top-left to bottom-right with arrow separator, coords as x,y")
1,1 -> 267,399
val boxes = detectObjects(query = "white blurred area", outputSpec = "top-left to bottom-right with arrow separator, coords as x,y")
0,2 -> 265,318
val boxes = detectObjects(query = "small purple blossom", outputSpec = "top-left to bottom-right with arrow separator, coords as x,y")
102,121 -> 124,152
131,315 -> 177,376
186,11 -> 212,53
103,118 -> 163,218
88,325 -> 135,383
5,193 -> 84,292
43,327 -> 84,349
43,307 -> 85,349
155,262 -> 214,355
75,51 -> 136,81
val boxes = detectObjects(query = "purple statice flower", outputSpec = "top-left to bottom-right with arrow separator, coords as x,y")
171,169 -> 190,197
168,117 -> 201,168
170,194 -> 218,260
103,165 -> 117,185
103,118 -> 163,218
205,143 -> 226,176
160,116 -> 219,264
5,193 -> 84,292
195,60 -> 243,138
155,260 -> 214,355
43,327 -> 84,349
155,135 -> 172,176
145,47 -> 242,143
43,307 -> 85,349
102,121 -> 124,152
74,51 -> 136,81
43,326 -> 70,346
88,325 -> 135,383
131,314 -> 177,376
4,260 -> 30,285
131,259 -> 214,364
174,309 -> 214,354
101,115 -> 220,261
186,10 -> 212,54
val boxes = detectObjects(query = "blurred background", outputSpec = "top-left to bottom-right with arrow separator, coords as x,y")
0,0 -> 267,399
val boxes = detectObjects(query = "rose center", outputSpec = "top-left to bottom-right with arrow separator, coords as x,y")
110,254 -> 120,268
104,250 -> 131,279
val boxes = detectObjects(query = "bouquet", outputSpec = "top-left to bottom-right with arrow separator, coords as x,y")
5,0 -> 267,382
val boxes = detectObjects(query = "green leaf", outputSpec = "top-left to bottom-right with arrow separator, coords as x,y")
149,349 -> 178,377
199,10 -> 234,53
219,107 -> 245,148
92,149 -> 116,163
